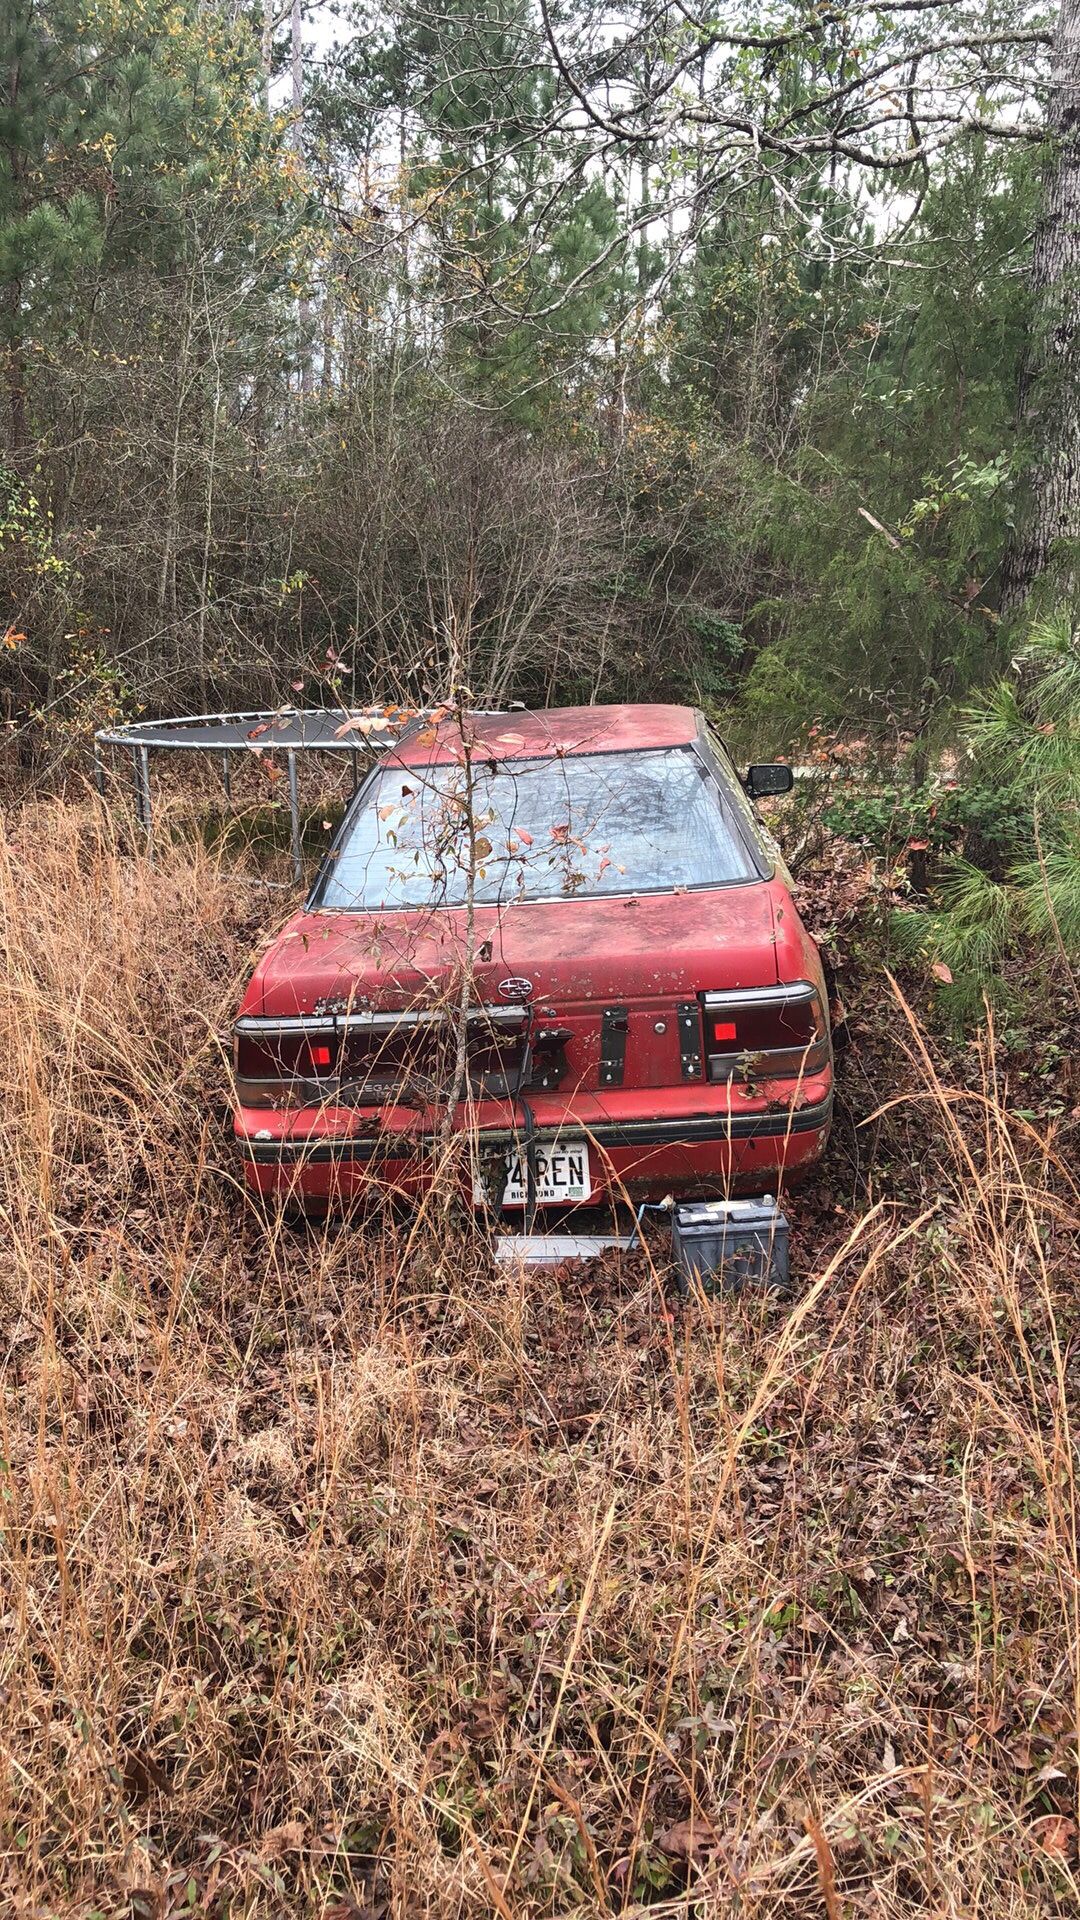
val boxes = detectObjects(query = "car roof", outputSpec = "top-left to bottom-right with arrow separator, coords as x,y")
392,703 -> 701,767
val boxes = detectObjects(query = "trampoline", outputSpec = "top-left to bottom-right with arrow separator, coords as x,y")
94,707 -> 421,883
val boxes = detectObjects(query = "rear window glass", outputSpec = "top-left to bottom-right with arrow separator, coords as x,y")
316,747 -> 758,911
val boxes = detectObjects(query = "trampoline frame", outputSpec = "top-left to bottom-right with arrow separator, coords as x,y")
94,707 -> 426,884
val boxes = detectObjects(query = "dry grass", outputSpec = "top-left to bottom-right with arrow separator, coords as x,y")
1,798 -> 1079,1918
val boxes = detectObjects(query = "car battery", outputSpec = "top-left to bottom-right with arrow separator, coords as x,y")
671,1196 -> 790,1293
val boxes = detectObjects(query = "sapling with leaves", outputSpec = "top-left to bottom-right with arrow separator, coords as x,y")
327,693 -> 636,1199
434,687 -> 484,1158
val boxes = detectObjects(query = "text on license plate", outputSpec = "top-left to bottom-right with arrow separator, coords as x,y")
479,1139 -> 592,1207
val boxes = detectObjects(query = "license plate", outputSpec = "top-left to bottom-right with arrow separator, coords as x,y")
476,1139 -> 592,1207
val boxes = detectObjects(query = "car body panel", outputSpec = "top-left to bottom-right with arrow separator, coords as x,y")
244,880 -> 780,1009
377,702 -> 710,766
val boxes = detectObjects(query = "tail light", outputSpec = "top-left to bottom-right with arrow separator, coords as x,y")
700,983 -> 830,1081
233,1020 -> 339,1106
232,1007 -> 529,1108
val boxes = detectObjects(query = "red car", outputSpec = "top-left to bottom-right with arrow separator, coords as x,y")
233,705 -> 832,1212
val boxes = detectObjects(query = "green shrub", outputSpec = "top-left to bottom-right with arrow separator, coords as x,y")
895,609 -> 1080,1021
824,777 -> 1029,870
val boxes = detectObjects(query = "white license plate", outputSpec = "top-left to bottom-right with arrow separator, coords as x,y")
477,1139 -> 592,1208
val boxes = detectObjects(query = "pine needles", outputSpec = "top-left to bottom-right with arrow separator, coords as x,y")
897,608 -> 1080,1020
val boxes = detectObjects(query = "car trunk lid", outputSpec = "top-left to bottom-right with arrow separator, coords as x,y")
238,885 -> 780,1104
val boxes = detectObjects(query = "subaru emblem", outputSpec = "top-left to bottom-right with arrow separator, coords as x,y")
497,977 -> 533,1000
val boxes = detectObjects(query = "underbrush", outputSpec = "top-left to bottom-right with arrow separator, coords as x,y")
2,802 -> 1079,1917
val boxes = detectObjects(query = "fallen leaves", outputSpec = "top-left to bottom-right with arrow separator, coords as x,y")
7,805 -> 1080,1920
1030,1813 -> 1077,1859
656,1814 -> 719,1863
259,1820 -> 306,1859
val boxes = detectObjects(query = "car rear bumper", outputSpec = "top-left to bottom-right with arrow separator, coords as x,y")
236,1085 -> 833,1205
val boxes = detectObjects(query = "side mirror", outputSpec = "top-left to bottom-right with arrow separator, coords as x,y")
744,763 -> 795,799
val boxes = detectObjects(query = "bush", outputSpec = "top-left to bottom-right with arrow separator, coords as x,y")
824,776 -> 1030,872
893,609 -> 1080,1020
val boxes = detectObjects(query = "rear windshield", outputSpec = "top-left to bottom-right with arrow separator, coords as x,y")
315,746 -> 758,911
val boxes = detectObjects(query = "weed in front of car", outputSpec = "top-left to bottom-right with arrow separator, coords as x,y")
1,797 -> 1078,1916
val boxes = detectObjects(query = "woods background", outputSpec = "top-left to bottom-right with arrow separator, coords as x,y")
2,0 -> 1077,766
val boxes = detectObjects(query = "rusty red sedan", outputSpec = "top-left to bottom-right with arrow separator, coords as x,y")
233,704 -> 832,1212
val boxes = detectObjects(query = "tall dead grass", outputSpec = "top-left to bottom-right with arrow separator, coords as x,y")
1,799 -> 1079,1918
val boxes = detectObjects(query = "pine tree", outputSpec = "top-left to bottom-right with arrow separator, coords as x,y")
0,2 -> 104,457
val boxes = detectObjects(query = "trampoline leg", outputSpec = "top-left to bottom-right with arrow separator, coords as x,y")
351,747 -> 359,795
133,744 -> 153,849
221,751 -> 231,802
93,741 -> 105,799
287,748 -> 302,886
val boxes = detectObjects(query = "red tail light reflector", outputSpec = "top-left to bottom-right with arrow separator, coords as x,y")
701,983 -> 829,1080
232,1024 -> 338,1103
232,1005 -> 530,1108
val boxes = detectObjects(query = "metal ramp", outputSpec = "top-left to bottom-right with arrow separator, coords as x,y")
494,1232 -> 637,1266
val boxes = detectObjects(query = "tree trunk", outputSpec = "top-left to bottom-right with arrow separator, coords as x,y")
2,277 -> 28,459
1000,0 -> 1080,615
261,0 -> 273,110
3,38 -> 28,460
320,274 -> 335,400
291,0 -> 314,398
